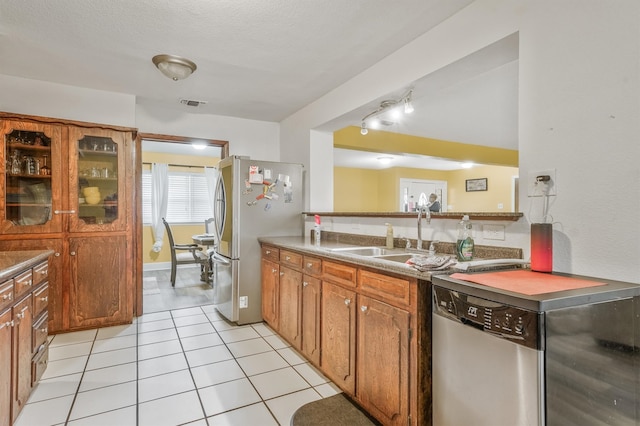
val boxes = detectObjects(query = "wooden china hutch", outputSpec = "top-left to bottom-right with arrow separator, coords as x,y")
0,112 -> 137,333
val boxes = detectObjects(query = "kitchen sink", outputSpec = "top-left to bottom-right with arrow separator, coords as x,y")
373,253 -> 414,263
327,246 -> 391,256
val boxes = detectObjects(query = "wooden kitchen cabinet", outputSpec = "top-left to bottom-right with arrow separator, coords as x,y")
279,265 -> 303,349
69,235 -> 128,329
301,274 -> 321,365
357,294 -> 410,426
0,113 -> 136,333
0,308 -> 12,426
0,253 -> 51,426
260,243 -> 424,425
261,256 -> 279,329
321,280 -> 357,394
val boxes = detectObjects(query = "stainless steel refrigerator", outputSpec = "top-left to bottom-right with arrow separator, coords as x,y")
212,155 -> 304,324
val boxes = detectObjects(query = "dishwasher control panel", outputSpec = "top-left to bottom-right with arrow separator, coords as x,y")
433,285 -> 542,350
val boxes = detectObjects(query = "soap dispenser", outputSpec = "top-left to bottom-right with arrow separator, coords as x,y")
385,223 -> 394,249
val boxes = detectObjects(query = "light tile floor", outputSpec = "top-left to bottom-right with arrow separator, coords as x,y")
15,305 -> 341,426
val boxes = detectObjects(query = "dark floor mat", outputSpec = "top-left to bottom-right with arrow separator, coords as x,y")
291,393 -> 380,426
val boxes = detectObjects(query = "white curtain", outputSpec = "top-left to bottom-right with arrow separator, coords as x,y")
204,166 -> 219,220
151,163 -> 169,252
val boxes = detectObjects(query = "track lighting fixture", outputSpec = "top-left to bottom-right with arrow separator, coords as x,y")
360,89 -> 414,135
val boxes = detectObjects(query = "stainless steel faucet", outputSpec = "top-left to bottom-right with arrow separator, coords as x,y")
416,205 -> 431,250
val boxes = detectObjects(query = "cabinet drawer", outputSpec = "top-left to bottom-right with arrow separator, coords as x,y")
33,284 -> 49,318
13,269 -> 33,299
322,261 -> 357,288
31,343 -> 49,386
280,250 -> 303,269
359,269 -> 412,306
303,256 -> 322,277
0,279 -> 14,312
32,312 -> 48,354
261,245 -> 280,262
32,262 -> 49,286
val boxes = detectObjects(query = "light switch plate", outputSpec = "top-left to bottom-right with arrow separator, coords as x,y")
239,296 -> 248,309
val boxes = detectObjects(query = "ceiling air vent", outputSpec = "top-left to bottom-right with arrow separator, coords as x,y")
180,99 -> 208,107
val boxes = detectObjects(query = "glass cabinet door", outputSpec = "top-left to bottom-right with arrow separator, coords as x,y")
68,127 -> 128,232
1,121 -> 63,234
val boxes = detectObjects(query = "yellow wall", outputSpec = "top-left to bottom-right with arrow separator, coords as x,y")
142,151 -> 220,266
334,126 -> 518,167
333,165 -> 518,212
332,126 -> 519,212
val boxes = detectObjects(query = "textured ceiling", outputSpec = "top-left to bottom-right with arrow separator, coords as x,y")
0,0 -> 474,122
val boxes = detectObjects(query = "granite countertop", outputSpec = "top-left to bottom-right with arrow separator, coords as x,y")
0,250 -> 54,282
258,236 -> 519,281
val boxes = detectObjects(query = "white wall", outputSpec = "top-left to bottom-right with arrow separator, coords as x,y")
0,75 -> 136,127
283,0 -> 640,282
136,103 -> 280,160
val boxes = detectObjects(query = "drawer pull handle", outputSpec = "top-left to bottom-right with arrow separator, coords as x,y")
344,298 -> 351,306
0,321 -> 11,330
16,312 -> 25,319
285,256 -> 291,261
271,269 -> 277,274
54,210 -> 76,214
40,327 -> 48,333
40,296 -> 48,302
306,263 -> 313,268
2,294 -> 11,301
22,280 -> 32,287
266,250 -> 271,254
280,272 -> 284,276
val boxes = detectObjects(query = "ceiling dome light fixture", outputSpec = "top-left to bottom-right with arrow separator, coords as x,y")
152,54 -> 197,81
360,89 -> 414,135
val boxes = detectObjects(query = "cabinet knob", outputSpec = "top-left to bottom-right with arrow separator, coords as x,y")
279,272 -> 284,276
266,250 -> 271,254
344,298 -> 351,306
285,256 -> 291,261
54,252 -> 60,257
41,327 -> 48,333
361,305 -> 368,312
271,269 -> 277,274
41,296 -> 48,302
306,263 -> 313,269
70,251 -> 76,256
22,280 -> 32,287
303,281 -> 308,287
2,294 -> 11,301
16,312 -> 25,319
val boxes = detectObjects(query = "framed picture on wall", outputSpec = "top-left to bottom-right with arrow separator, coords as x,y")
466,178 -> 487,192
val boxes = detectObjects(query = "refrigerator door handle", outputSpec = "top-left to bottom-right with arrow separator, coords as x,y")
213,170 -> 225,250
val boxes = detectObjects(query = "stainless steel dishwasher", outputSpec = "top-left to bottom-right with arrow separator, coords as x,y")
432,284 -> 544,426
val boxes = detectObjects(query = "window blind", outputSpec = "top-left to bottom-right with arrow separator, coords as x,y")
142,171 -> 212,224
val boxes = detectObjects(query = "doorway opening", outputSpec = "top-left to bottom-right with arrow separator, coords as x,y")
135,133 -> 228,315
399,178 -> 447,212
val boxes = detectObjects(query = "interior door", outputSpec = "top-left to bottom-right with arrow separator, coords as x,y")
399,178 -> 447,212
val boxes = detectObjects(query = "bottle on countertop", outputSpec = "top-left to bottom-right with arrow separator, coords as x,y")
314,215 -> 322,246
456,215 -> 475,262
385,223 -> 394,249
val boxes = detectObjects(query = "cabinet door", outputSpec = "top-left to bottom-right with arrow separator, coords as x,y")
0,239 -> 65,333
67,127 -> 130,232
0,308 -> 11,426
12,294 -> 32,422
69,235 -> 130,329
1,120 -> 63,234
301,275 -> 321,366
321,281 -> 356,395
261,258 -> 279,330
357,295 -> 410,426
279,266 -> 302,349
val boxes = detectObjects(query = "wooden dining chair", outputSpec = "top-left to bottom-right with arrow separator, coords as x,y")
162,218 -> 210,286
